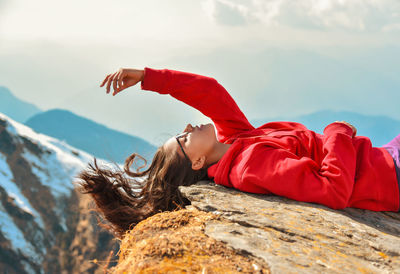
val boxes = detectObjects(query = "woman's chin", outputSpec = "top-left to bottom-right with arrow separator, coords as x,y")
209,124 -> 217,139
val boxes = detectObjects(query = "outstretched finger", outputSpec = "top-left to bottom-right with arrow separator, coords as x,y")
106,73 -> 116,94
113,71 -> 122,95
112,76 -> 118,95
100,74 -> 111,87
117,71 -> 124,92
112,79 -> 121,96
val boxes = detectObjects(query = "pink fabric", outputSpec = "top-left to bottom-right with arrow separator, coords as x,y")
382,134 -> 400,211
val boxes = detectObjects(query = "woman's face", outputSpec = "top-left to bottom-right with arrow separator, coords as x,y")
164,123 -> 217,164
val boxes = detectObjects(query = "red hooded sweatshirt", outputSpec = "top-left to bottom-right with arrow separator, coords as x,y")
141,67 -> 400,212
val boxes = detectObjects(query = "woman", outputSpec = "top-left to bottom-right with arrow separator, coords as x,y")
78,67 -> 400,238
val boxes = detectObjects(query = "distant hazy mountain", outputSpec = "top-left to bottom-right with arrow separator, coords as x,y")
0,86 -> 42,123
26,109 -> 157,164
252,110 -> 400,147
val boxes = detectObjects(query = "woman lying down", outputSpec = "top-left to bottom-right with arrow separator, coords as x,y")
77,67 -> 400,238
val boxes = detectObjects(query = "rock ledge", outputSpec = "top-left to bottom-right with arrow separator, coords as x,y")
112,181 -> 400,273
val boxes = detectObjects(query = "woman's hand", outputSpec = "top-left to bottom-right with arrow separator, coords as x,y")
335,121 -> 357,137
100,68 -> 144,96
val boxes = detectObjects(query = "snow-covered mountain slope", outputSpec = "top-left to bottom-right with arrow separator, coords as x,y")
0,113 -> 117,273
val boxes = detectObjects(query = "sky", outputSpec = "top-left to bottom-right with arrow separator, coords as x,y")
0,0 -> 399,146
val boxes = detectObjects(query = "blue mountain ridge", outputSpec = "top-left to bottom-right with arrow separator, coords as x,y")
251,110 -> 400,147
25,109 -> 157,164
0,86 -> 42,123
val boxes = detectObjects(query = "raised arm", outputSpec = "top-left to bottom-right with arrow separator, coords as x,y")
100,67 -> 254,142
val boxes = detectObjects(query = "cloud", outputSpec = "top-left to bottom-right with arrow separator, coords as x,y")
202,0 -> 250,26
213,0 -> 248,26
202,0 -> 400,32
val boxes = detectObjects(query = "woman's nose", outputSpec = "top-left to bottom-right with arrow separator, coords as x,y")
184,123 -> 193,132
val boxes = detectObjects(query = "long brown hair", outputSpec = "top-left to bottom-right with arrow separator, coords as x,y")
76,145 -> 208,238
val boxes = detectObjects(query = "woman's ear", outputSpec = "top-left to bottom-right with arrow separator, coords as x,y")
191,155 -> 206,170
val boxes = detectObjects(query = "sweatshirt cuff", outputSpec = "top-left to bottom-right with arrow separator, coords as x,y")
140,67 -> 169,94
323,122 -> 354,137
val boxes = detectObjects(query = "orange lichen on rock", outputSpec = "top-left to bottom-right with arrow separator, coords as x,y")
110,208 -> 269,273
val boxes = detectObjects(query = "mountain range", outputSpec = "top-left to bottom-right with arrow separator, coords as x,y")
25,109 -> 157,164
0,113 -> 116,273
0,86 -> 42,123
0,87 -> 157,164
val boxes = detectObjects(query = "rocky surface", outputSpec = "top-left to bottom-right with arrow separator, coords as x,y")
110,180 -> 400,273
180,181 -> 400,273
112,209 -> 269,273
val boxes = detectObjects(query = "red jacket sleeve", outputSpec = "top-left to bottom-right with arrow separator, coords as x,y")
240,123 -> 357,209
140,67 -> 254,142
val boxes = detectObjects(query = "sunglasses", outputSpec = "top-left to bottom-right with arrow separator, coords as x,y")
175,131 -> 190,162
